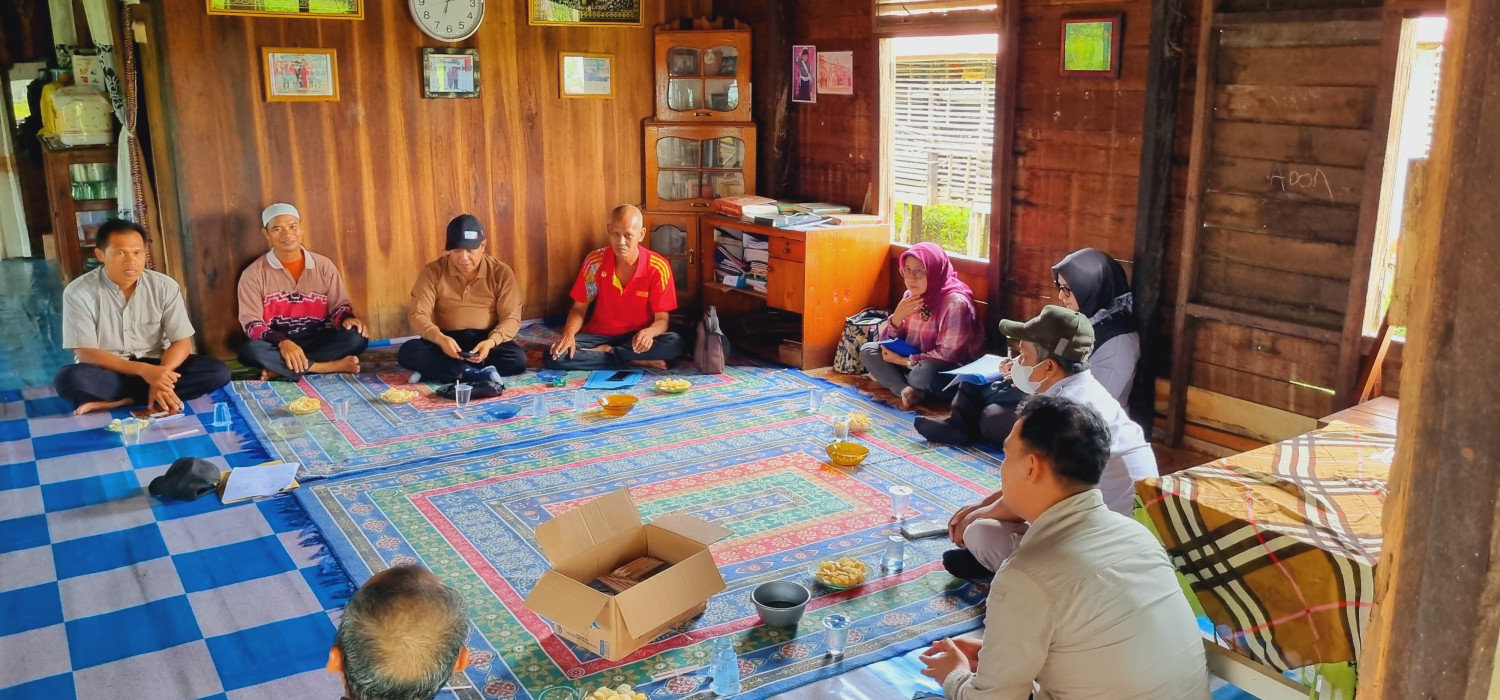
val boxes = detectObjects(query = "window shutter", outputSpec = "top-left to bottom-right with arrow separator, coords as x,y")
876,0 -> 1001,36
891,57 -> 996,210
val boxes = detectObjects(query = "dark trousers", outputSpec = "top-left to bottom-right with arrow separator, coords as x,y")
542,331 -> 684,371
951,380 -> 1027,447
54,354 -> 231,406
396,329 -> 527,383
238,327 -> 370,379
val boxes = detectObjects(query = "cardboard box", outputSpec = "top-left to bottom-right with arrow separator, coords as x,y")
524,489 -> 732,661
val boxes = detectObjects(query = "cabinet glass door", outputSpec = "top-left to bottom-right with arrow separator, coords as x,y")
665,45 -> 743,116
646,217 -> 699,307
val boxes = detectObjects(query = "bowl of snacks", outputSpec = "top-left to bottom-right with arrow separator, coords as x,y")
847,411 -> 872,434
585,684 -> 647,700
598,394 -> 639,417
653,378 -> 692,394
286,396 -> 322,416
105,417 -> 150,432
825,441 -> 870,468
270,417 -> 308,439
810,556 -> 869,590
379,387 -> 418,405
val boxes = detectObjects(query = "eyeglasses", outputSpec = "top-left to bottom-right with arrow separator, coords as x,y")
1054,281 -> 1073,295
899,267 -> 926,280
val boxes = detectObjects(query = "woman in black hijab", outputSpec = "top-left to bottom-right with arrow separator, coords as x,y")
1051,248 -> 1139,402
914,248 -> 1139,447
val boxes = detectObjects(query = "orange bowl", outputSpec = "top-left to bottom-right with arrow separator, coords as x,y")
598,394 -> 639,417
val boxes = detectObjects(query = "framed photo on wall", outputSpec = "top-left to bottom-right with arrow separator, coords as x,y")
560,52 -> 614,98
210,0 -> 362,20
1059,14 -> 1123,78
528,0 -> 642,27
262,48 -> 339,102
422,48 -> 480,98
792,45 -> 817,103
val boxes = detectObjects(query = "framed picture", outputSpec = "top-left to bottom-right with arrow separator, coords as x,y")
1060,15 -> 1123,78
262,48 -> 339,102
528,0 -> 642,27
817,51 -> 854,96
209,0 -> 362,20
423,48 -> 480,98
559,52 -> 614,98
792,45 -> 817,103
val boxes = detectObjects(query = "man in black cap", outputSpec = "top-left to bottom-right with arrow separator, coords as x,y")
931,305 -> 1158,580
397,215 -> 526,389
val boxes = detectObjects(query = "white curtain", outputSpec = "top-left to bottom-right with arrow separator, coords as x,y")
79,0 -> 136,222
48,0 -> 78,67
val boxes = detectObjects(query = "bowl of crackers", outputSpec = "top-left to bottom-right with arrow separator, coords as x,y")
653,378 -> 692,394
846,412 -> 872,434
286,397 -> 322,416
810,556 -> 869,590
598,394 -> 639,417
379,388 -> 418,405
825,441 -> 870,468
583,685 -> 647,700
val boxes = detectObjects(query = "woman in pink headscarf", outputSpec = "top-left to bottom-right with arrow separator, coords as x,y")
860,243 -> 985,409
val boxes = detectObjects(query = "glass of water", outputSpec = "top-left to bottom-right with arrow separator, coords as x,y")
333,400 -> 350,422
454,383 -> 472,409
888,485 -> 913,520
572,389 -> 591,412
532,393 -> 547,418
832,417 -> 850,441
212,402 -> 232,428
808,388 -> 825,413
120,417 -> 142,446
823,614 -> 852,656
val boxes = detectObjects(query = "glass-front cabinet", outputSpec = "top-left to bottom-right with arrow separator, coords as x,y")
645,124 -> 757,212
642,213 -> 700,308
654,28 -> 752,123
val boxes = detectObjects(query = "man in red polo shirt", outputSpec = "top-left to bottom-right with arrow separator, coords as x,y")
546,204 -> 683,370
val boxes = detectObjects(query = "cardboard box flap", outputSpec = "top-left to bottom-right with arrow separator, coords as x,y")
615,549 -> 726,637
651,512 -> 734,546
534,489 -> 644,565
524,571 -> 611,633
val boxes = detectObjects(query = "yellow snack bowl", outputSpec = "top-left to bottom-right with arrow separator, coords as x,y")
286,397 -> 322,416
598,394 -> 639,417
825,441 -> 869,467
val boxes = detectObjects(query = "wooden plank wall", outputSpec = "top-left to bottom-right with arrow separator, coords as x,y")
1182,6 -> 1385,419
147,0 -> 710,356
784,1 -> 882,210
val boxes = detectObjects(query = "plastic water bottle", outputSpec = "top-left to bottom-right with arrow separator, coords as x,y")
710,637 -> 742,695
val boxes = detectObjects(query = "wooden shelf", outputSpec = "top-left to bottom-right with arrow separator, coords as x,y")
705,281 -> 767,299
73,199 -> 118,212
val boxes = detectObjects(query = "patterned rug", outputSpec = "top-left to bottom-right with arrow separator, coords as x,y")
297,390 -> 1002,700
227,362 -> 821,479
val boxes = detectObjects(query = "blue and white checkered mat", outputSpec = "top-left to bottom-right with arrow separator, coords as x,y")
0,387 -> 355,700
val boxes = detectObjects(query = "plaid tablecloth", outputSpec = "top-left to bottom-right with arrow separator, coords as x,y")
1136,421 -> 1392,671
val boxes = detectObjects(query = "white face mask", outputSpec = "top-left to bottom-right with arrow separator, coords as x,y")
1011,357 -> 1046,394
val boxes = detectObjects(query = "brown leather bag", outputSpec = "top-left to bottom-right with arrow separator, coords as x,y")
695,306 -> 730,374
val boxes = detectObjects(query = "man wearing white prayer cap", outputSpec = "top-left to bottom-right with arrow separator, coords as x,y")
236,202 -> 369,379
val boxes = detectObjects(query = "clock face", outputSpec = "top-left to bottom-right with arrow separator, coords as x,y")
410,0 -> 485,42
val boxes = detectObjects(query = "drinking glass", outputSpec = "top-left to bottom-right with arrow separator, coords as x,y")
212,402 -> 232,428
532,394 -> 547,418
888,485 -> 913,520
832,417 -> 850,441
823,614 -> 852,656
572,390 -> 591,412
333,400 -> 349,422
454,383 -> 472,409
808,388 -> 825,413
883,534 -> 906,571
120,417 -> 142,445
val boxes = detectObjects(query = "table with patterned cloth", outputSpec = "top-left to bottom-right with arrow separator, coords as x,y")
1135,421 -> 1392,672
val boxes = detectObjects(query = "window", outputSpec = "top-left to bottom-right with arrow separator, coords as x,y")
875,0 -> 1000,36
1365,17 -> 1446,339
882,34 -> 997,259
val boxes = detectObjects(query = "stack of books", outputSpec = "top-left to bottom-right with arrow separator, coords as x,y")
743,234 -> 769,292
714,228 -> 747,285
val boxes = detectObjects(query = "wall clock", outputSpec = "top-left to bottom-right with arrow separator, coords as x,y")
410,0 -> 485,42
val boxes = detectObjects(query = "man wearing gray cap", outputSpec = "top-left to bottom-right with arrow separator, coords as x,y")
237,203 -> 368,380
398,214 -> 526,388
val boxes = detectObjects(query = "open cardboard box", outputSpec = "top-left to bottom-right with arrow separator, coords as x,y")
524,489 -> 733,661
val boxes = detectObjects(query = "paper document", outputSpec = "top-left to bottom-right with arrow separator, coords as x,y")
221,462 -> 300,504
941,354 -> 1009,391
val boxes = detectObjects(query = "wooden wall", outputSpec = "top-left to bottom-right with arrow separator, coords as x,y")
783,1 -> 881,211
146,0 -> 710,356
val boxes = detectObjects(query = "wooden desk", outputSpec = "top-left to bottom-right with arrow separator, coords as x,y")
1318,395 -> 1399,433
700,214 -> 891,369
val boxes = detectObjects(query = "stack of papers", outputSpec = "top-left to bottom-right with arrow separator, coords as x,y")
941,355 -> 1009,391
221,462 -> 301,504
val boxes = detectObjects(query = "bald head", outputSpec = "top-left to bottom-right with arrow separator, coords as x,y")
607,204 -> 646,264
333,565 -> 468,700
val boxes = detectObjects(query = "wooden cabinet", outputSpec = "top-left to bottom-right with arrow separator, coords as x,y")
642,212 -> 701,309
40,139 -> 118,281
701,215 -> 892,369
654,27 -> 752,123
644,123 -> 757,212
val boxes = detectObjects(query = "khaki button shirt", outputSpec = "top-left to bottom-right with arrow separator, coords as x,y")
62,268 -> 195,361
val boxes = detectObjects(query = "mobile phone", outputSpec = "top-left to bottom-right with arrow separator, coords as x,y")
900,519 -> 948,539
460,350 -> 478,358
606,370 -> 635,382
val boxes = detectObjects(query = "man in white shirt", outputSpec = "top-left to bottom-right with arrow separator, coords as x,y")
920,394 -> 1209,700
943,305 -> 1158,579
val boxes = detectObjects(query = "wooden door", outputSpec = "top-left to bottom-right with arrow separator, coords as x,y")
643,212 -> 701,310
1166,4 -> 1395,444
653,29 -> 753,123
